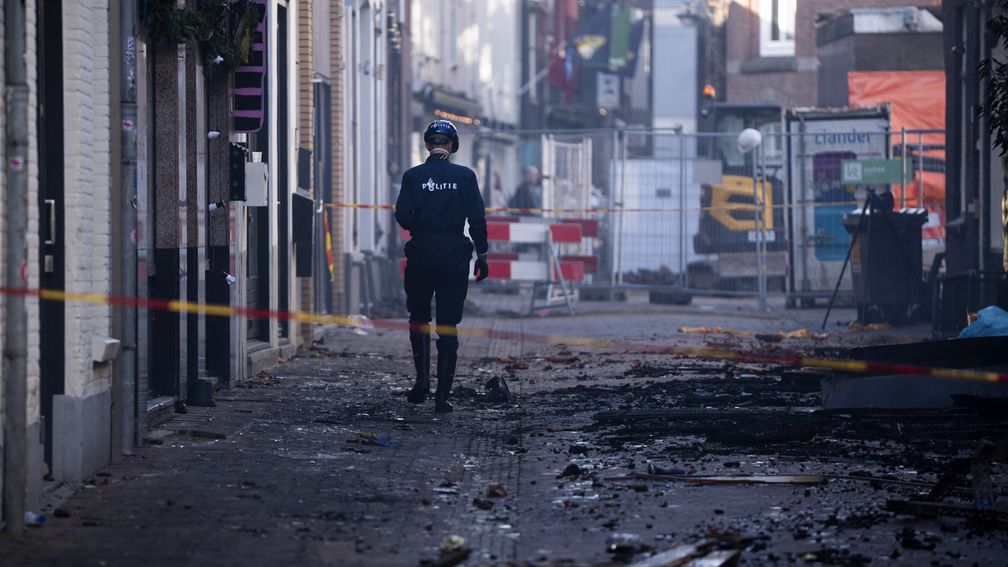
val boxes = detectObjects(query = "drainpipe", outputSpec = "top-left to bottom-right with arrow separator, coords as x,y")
119,0 -> 138,454
3,0 -> 29,535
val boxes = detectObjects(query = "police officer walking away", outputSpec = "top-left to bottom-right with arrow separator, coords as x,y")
395,120 -> 489,412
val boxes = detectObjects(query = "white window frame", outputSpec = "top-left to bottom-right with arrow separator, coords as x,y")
759,0 -> 796,57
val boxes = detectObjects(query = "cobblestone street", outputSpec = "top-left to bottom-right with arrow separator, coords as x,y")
2,303 -> 1007,566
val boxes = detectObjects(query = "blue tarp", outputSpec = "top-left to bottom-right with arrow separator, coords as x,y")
959,306 -> 1008,338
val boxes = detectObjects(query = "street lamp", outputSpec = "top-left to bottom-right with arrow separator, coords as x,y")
737,128 -> 768,312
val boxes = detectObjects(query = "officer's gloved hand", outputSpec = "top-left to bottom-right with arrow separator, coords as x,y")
474,255 -> 489,282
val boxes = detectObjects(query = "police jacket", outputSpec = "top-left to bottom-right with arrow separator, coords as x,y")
395,155 -> 489,256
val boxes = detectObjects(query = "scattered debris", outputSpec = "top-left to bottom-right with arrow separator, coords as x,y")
610,472 -> 823,486
683,549 -> 740,567
433,482 -> 459,495
422,542 -> 473,567
627,542 -> 714,567
606,532 -> 650,557
558,463 -> 584,478
647,464 -> 686,476
677,327 -> 825,341
427,549 -> 471,567
438,534 -> 466,553
683,475 -> 823,487
886,439 -> 1008,524
349,431 -> 401,448
497,356 -> 528,370
780,367 -> 828,392
485,376 -> 512,403
347,314 -> 374,336
486,484 -> 508,498
625,361 -> 673,378
847,321 -> 891,332
780,328 -> 828,340
472,497 -> 494,510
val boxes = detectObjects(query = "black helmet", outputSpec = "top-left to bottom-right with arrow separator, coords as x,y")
424,119 -> 460,153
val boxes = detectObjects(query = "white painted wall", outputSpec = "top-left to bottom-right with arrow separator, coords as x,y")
474,0 -> 519,127
409,0 -> 521,201
653,1 -> 699,133
342,0 -> 389,256
62,0 -> 113,400
313,0 -> 331,79
411,0 -> 519,126
267,0 -> 281,345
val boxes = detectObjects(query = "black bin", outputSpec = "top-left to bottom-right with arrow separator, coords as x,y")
842,206 -> 928,323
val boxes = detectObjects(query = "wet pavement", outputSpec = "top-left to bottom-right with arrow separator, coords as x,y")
1,299 -> 1006,566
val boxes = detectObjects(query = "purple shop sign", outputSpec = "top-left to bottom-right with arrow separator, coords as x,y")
233,0 -> 268,133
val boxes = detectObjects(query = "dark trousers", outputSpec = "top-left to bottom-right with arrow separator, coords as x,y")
404,235 -> 472,351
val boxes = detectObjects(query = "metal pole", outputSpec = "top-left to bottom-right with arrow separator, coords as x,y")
316,203 -> 324,313
118,0 -> 138,455
616,129 -> 626,285
900,127 -> 907,208
917,131 -> 924,209
758,145 -> 768,311
752,146 -> 767,312
797,118 -> 809,295
679,132 -> 687,287
609,128 -> 618,287
4,0 -> 30,535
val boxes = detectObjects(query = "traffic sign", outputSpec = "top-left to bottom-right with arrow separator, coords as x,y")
841,159 -> 913,185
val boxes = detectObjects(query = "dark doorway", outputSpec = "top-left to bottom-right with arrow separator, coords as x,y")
277,5 -> 290,338
313,82 -> 333,314
37,0 -> 65,468
246,205 -> 270,342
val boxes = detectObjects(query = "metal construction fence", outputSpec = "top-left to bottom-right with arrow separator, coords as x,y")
464,125 -> 946,313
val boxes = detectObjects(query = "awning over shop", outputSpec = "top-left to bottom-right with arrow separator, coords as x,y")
418,85 -> 482,126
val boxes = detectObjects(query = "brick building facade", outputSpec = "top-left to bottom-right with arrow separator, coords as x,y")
723,0 -> 942,106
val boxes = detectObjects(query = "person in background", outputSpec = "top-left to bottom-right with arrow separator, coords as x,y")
508,165 -> 543,216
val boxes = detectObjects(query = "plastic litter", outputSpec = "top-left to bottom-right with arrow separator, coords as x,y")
24,511 -> 46,526
347,314 -> 374,336
352,431 -> 401,448
438,534 -> 466,553
606,532 -> 648,555
959,306 -> 1008,338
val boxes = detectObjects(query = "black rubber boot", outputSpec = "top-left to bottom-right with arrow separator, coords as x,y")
407,330 -> 430,404
435,335 -> 458,413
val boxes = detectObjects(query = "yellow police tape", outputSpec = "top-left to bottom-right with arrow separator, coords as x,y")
5,286 -> 1005,385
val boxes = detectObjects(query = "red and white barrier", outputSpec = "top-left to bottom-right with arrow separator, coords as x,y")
398,217 -> 600,286
483,254 -> 585,282
397,252 -> 589,282
486,221 -> 582,244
